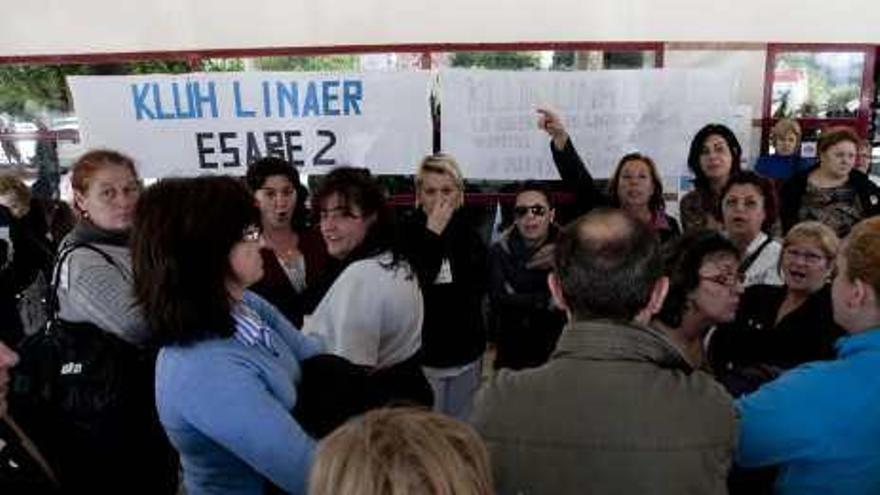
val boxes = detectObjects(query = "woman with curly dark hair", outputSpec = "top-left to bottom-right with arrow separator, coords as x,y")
245,157 -> 327,327
302,167 -> 423,370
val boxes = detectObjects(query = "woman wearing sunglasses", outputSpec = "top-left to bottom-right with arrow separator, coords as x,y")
653,230 -> 743,370
488,183 -> 565,370
709,221 -> 844,396
538,108 -> 680,243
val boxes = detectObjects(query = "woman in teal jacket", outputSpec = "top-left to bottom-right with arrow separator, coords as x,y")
736,216 -> 880,495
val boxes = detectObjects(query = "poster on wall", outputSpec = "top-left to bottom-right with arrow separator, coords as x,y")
441,68 -> 751,180
67,71 -> 434,178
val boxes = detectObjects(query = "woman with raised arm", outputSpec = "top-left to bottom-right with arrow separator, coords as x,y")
539,108 -> 681,242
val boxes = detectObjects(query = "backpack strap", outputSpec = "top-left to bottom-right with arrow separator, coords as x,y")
47,242 -> 123,320
739,236 -> 774,276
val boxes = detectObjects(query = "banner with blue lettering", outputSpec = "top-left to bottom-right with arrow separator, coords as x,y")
441,68 -> 751,180
67,71 -> 433,177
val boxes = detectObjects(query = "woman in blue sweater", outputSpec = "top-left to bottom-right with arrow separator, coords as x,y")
131,176 -> 322,495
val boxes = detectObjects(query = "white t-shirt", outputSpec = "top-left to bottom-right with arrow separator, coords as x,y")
303,252 -> 423,368
742,232 -> 784,287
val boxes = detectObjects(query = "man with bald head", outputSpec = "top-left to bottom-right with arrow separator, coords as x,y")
472,209 -> 736,495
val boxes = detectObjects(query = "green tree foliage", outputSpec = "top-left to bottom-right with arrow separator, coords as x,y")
776,53 -> 864,118
123,60 -> 191,75
450,52 -> 540,70
552,51 -> 576,70
0,65 -> 88,114
202,58 -> 245,72
0,60 -> 191,116
255,55 -> 358,72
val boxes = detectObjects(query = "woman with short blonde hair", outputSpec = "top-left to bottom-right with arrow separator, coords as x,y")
404,153 -> 488,419
756,118 -> 812,183
771,119 -> 802,149
710,221 -> 844,395
309,408 -> 493,495
416,154 -> 465,197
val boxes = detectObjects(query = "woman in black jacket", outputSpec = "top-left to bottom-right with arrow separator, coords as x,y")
488,183 -> 565,370
402,153 -> 488,420
709,221 -> 844,396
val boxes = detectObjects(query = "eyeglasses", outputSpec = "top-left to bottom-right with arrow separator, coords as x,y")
699,272 -> 745,288
242,226 -> 262,243
513,205 -> 548,218
783,248 -> 827,265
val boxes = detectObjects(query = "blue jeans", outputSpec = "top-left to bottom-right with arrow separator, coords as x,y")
422,359 -> 482,420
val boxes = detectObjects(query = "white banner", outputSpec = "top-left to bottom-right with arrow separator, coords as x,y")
68,71 -> 434,178
441,68 -> 751,180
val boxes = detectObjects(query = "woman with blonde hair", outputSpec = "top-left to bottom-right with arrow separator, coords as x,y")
309,407 -> 493,495
402,154 -> 488,419
735,216 -> 880,493
710,221 -> 844,395
755,118 -> 813,182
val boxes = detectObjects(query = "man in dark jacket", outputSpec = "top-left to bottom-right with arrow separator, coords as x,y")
472,209 -> 737,495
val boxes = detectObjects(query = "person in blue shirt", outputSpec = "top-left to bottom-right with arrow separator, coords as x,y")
131,176 -> 323,495
736,215 -> 880,495
754,118 -> 814,182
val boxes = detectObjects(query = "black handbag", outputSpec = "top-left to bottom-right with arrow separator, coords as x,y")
9,242 -> 177,494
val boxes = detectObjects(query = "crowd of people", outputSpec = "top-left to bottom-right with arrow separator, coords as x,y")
0,109 -> 878,495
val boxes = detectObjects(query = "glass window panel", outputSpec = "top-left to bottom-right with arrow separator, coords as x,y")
771,52 -> 866,119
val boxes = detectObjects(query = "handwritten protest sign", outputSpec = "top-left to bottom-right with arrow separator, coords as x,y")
441,68 -> 751,180
68,71 -> 433,177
